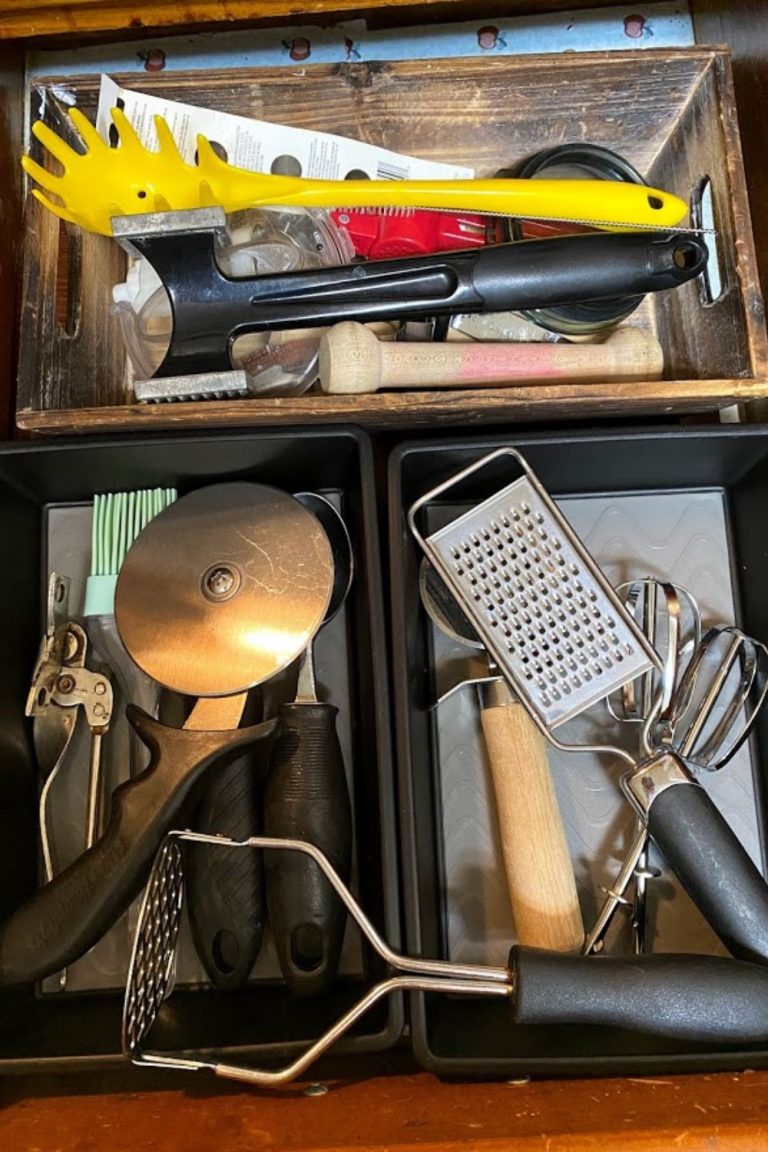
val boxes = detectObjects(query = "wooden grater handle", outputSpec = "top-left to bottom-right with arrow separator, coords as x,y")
480,686 -> 584,952
318,322 -> 663,394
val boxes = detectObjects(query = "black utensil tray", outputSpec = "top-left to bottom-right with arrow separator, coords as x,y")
0,425 -> 401,1072
389,425 -> 768,1078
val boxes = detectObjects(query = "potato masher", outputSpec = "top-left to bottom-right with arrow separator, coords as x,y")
123,829 -> 768,1088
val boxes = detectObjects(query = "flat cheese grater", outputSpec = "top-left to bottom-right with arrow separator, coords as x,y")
408,448 -> 658,734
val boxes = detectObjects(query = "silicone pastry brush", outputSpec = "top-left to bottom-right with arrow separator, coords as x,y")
22,107 -> 690,237
84,489 -> 177,784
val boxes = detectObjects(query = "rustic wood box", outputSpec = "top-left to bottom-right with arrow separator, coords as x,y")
16,48 -> 768,432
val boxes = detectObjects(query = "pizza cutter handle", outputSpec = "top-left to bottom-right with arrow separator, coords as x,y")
0,707 -> 277,987
264,701 -> 353,997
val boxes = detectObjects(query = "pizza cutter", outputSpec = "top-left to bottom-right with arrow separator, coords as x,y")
0,483 -> 333,987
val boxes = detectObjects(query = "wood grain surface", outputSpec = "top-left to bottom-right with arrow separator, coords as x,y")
15,375 -> 767,435
3,1057 -> 768,1151
0,0 -> 628,41
17,49 -> 768,432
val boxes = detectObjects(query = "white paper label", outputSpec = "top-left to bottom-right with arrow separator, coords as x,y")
96,74 -> 474,181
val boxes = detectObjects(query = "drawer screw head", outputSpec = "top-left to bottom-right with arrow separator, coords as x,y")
56,673 -> 75,694
303,1082 -> 329,1097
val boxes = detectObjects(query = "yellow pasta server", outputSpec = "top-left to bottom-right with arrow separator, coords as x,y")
22,106 -> 689,238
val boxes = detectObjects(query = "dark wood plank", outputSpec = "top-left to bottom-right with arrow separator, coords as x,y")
3,1058 -> 768,1152
0,42 -> 23,438
0,0 -> 631,42
16,375 -> 767,435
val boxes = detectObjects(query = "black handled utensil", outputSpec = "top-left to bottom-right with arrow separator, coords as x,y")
125,831 -> 768,1088
264,492 -> 354,997
114,209 -> 708,378
0,483 -> 334,987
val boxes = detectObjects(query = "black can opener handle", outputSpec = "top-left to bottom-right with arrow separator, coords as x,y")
124,226 -> 708,377
0,706 -> 276,987
623,751 -> 768,965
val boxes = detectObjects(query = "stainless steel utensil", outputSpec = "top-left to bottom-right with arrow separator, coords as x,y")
586,578 -> 701,954
420,558 -> 583,952
123,830 -> 768,1088
408,449 -> 659,736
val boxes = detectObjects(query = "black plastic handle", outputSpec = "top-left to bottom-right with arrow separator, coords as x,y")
187,751 -> 266,990
511,946 -> 768,1041
646,780 -> 768,965
263,701 -> 352,998
0,707 -> 276,987
129,227 -> 707,376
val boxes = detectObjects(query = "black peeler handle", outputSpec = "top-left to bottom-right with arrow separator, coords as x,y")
625,753 -> 768,965
128,228 -> 708,377
511,947 -> 768,1041
0,707 -> 276,987
186,750 -> 267,990
264,701 -> 353,998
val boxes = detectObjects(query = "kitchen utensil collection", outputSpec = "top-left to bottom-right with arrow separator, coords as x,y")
21,106 -> 709,404
409,449 -> 768,967
114,208 -> 703,380
11,441 -> 768,1088
13,104 -> 768,1090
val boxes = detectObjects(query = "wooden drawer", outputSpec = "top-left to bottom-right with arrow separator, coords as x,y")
15,47 -> 768,434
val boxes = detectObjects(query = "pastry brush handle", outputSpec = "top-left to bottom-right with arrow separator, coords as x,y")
481,689 -> 584,952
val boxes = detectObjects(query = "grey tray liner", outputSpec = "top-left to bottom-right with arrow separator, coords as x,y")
41,495 -> 362,994
430,489 -> 764,966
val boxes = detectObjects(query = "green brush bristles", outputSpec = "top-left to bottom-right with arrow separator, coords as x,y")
84,487 -> 177,617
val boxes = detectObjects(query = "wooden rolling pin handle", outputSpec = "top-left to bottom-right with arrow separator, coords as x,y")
318,321 -> 663,394
480,688 -> 584,953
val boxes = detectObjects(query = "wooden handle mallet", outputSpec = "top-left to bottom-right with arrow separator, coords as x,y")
318,321 -> 663,394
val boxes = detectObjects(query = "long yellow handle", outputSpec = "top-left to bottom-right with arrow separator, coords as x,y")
480,685 -> 584,952
23,107 -> 689,236
201,137 -> 687,228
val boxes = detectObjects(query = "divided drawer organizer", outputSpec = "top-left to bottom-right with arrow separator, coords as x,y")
389,426 -> 768,1077
0,428 -> 401,1073
16,47 -> 768,435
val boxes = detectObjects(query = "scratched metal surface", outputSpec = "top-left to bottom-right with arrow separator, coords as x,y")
39,495 -> 361,993
429,489 -> 764,965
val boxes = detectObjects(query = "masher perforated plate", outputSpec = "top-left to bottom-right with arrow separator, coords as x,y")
122,837 -> 184,1057
426,475 -> 655,729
